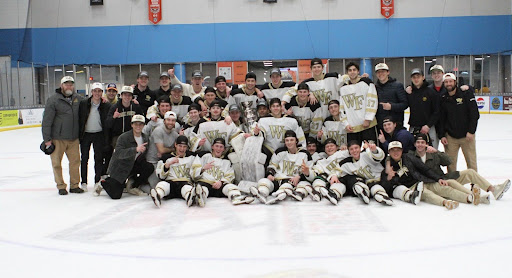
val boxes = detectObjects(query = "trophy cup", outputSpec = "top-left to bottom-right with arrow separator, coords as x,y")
240,101 -> 258,131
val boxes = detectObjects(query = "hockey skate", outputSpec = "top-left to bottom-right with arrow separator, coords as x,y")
265,191 -> 287,205
185,187 -> 196,207
93,182 -> 103,197
493,179 -> 510,200
231,194 -> 255,205
407,182 -> 423,205
319,187 -> 338,205
150,188 -> 164,208
250,186 -> 268,204
196,184 -> 207,207
374,192 -> 394,206
353,183 -> 370,204
289,189 -> 306,201
471,184 -> 480,206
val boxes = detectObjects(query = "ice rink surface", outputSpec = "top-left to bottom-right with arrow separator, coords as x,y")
1,114 -> 511,278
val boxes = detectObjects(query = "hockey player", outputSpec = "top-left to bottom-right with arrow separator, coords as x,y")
339,140 -> 393,205
256,99 -> 270,119
305,137 -> 326,163
251,130 -> 315,205
339,62 -> 379,145
409,133 -> 510,203
143,95 -> 173,136
154,71 -> 172,99
383,141 -> 479,210
229,72 -> 261,112
311,138 -> 350,205
169,83 -> 193,123
150,136 -> 197,207
317,99 -> 347,148
254,98 -> 306,164
192,138 -> 254,206
284,82 -> 323,138
133,71 -> 156,115
259,68 -> 296,102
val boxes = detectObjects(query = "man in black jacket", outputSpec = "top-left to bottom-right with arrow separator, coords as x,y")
374,63 -> 408,128
438,73 -> 480,173
78,82 -> 111,192
133,71 -> 156,115
406,68 -> 440,149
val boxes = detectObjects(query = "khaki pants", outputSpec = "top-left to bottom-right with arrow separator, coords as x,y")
456,169 -> 491,191
50,139 -> 80,190
424,182 -> 469,206
445,134 -> 477,173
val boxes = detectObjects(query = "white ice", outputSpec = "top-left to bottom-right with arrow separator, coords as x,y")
0,114 -> 511,278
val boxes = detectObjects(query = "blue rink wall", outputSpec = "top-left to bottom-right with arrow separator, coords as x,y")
1,15 -> 511,66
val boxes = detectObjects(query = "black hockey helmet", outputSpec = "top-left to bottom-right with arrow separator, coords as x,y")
40,141 -> 55,155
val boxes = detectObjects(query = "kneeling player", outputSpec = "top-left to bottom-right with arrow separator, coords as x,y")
192,138 -> 254,206
252,130 -> 315,205
311,138 -> 350,205
339,140 -> 393,205
150,136 -> 196,208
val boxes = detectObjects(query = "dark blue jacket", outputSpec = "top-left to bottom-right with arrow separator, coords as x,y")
375,77 -> 408,127
381,127 -> 415,154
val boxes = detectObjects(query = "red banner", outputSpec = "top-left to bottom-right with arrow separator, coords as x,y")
149,0 -> 162,25
381,0 -> 394,19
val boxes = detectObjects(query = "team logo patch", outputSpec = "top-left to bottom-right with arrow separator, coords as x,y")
492,97 -> 501,109
456,98 -> 463,104
422,97 -> 427,102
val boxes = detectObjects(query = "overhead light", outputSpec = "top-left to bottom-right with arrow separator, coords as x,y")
474,57 -> 484,61
76,70 -> 84,74
432,58 -> 437,61
263,61 -> 273,67
54,69 -> 62,72
486,55 -> 491,58
65,70 -> 74,73
408,59 -> 414,62
425,60 -> 432,63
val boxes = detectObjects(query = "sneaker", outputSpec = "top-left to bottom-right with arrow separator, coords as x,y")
374,192 -> 394,206
493,179 -> 511,200
353,183 -> 370,204
93,182 -> 103,197
480,193 -> 491,205
444,200 -> 459,210
319,187 -> 338,205
471,184 -> 480,206
196,185 -> 207,207
150,188 -> 162,208
69,187 -> 84,194
250,187 -> 267,204
80,182 -> 88,192
58,189 -> 68,195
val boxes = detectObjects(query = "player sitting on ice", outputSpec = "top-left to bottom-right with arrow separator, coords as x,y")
408,133 -> 510,204
311,138 -> 350,205
191,138 -> 254,206
339,140 -> 393,205
151,136 -> 197,207
251,130 -> 315,205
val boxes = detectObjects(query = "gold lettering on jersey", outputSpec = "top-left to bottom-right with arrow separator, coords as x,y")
312,89 -> 333,104
205,166 -> 224,180
172,164 -> 190,178
282,160 -> 297,176
397,166 -> 409,177
204,130 -> 228,144
269,125 -> 286,139
355,165 -> 373,180
326,131 -> 346,145
341,94 -> 365,110
325,160 -> 340,173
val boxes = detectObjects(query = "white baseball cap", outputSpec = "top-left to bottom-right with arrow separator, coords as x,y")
121,85 -> 134,94
131,114 -> 145,123
388,141 -> 403,151
164,111 -> 177,119
374,63 -> 389,72
91,82 -> 104,91
430,65 -> 444,73
61,76 -> 74,84
443,73 -> 456,81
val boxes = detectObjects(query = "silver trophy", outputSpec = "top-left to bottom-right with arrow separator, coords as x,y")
241,101 -> 258,130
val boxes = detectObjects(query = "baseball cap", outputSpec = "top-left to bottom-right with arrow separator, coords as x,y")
164,111 -> 177,119
175,135 -> 189,145
284,130 -> 297,139
257,99 -> 268,108
212,137 -> 226,146
388,141 -> 403,151
106,83 -> 118,91
210,100 -> 223,109
61,76 -> 74,84
188,103 -> 201,112
374,63 -> 389,72
121,85 -> 134,94
160,71 -> 170,78
430,65 -> 444,73
192,70 -> 203,78
324,138 -> 338,146
137,71 -> 149,78
410,68 -> 424,76
229,104 -> 240,112
171,83 -> 183,91
270,68 -> 281,76
443,73 -> 456,81
414,133 -> 430,144
131,114 -> 145,123
91,82 -> 104,91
